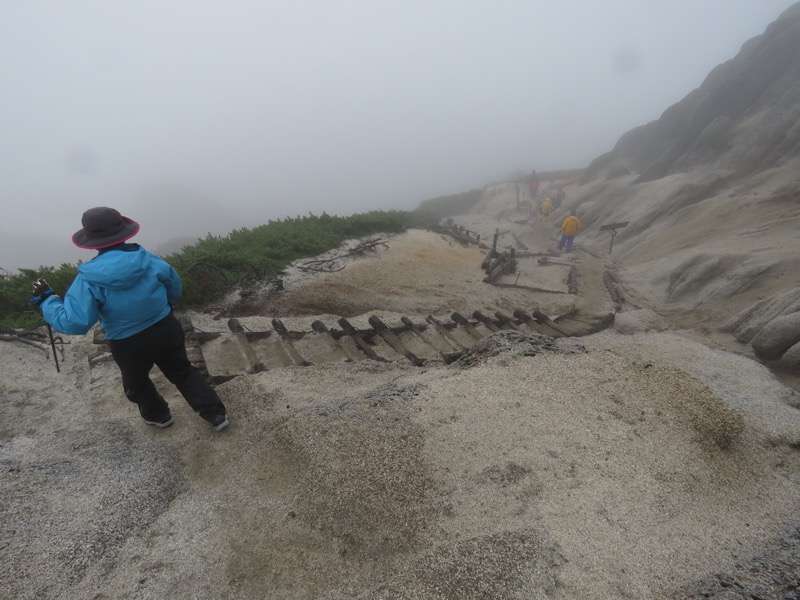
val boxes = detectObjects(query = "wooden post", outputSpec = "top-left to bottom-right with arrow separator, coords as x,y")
178,314 -> 214,383
494,311 -> 525,332
511,309 -> 562,337
311,320 -> 355,362
450,312 -> 485,340
401,317 -> 462,364
338,318 -> 386,361
368,316 -> 425,366
426,315 -> 468,350
271,319 -> 313,366
531,309 -> 572,336
227,318 -> 266,373
472,311 -> 501,332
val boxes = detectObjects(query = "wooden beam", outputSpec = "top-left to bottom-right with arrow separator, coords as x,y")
401,317 -> 462,364
451,312 -> 486,340
271,319 -> 313,366
511,309 -> 562,337
472,310 -> 501,332
494,311 -> 525,332
338,318 -> 387,362
368,316 -> 425,366
426,315 -> 468,350
311,320 -> 355,362
227,318 -> 266,373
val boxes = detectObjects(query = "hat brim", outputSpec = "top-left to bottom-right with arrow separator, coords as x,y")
72,217 -> 141,249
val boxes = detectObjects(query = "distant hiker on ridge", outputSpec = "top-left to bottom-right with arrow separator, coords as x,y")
30,207 -> 229,432
539,196 -> 554,221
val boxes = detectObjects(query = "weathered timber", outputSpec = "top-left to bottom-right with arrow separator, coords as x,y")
338,318 -> 387,362
514,251 -> 554,258
311,320 -> 355,362
490,282 -> 566,294
531,310 -> 573,336
538,257 -> 575,266
227,318 -> 267,373
451,312 -> 486,340
401,317 -> 463,364
436,225 -> 489,249
472,311 -> 501,332
512,309 -> 564,337
426,315 -> 468,350
484,253 -> 512,283
587,312 -> 616,334
272,319 -> 313,366
179,315 -> 214,382
493,311 -> 525,332
368,316 -> 425,366
568,264 -> 578,294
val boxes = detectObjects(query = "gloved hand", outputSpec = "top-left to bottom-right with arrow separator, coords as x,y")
31,278 -> 56,306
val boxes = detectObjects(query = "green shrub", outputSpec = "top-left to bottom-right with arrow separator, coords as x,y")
0,209 -> 436,330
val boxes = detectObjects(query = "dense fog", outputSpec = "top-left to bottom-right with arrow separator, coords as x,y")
1,0 -> 796,269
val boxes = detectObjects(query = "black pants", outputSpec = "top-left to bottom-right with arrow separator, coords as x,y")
109,312 -> 226,422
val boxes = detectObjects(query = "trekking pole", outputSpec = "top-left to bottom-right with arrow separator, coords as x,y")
47,324 -> 60,373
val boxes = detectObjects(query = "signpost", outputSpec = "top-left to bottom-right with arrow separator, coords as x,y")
598,221 -> 629,254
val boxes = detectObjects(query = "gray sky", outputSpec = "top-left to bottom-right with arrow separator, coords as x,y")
1,0 -> 797,270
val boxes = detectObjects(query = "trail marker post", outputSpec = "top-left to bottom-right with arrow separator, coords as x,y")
598,221 -> 630,254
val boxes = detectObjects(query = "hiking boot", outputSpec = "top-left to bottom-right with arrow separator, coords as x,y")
144,413 -> 174,428
210,414 -> 229,431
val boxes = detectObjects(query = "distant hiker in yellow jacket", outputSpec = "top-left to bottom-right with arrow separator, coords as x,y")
558,210 -> 581,252
539,196 -> 553,221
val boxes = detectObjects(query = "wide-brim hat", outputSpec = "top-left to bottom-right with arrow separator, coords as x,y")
72,206 -> 140,249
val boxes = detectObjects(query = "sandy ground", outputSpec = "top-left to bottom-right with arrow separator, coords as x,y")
2,181 -> 800,599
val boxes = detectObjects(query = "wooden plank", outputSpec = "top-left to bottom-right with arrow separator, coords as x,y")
338,318 -> 387,362
271,319 -> 313,366
227,318 -> 266,373
472,311 -> 501,332
368,316 -> 425,366
493,311 -> 525,332
490,282 -> 566,294
451,312 -> 486,340
177,314 -> 214,383
568,264 -> 578,294
531,309 -> 573,336
311,320 -> 355,362
401,317 -> 463,364
426,315 -> 468,350
511,309 -> 563,337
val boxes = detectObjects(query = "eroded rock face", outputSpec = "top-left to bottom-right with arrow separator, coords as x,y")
779,340 -> 800,372
584,3 -> 800,183
751,311 -> 800,360
722,287 -> 800,342
719,287 -> 800,369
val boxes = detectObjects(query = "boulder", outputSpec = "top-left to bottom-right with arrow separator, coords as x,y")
779,340 -> 800,373
751,311 -> 800,360
721,286 -> 800,342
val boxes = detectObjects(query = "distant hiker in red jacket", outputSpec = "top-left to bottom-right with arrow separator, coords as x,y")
528,170 -> 541,201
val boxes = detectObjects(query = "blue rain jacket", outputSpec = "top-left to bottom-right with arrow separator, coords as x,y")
41,245 -> 182,340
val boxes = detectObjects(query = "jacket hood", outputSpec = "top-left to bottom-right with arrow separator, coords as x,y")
77,246 -> 149,290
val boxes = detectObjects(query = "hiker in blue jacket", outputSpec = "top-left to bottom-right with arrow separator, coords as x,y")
31,206 -> 229,431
